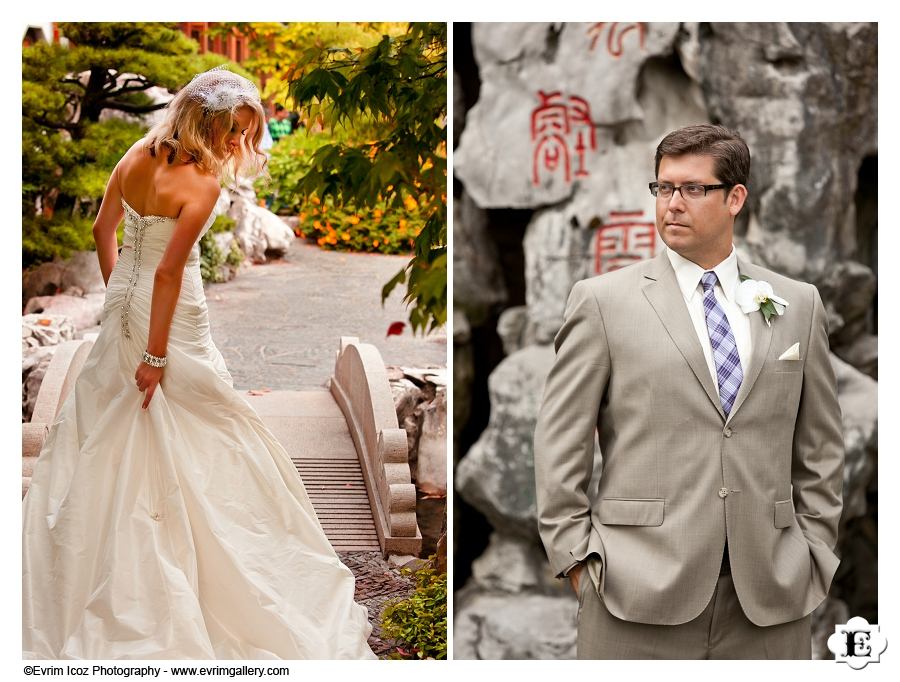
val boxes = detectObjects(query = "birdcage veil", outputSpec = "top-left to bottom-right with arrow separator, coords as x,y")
182,64 -> 261,112
144,65 -> 267,185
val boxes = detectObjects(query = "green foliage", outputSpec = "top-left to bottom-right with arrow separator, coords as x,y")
199,214 -> 242,283
302,194 -> 423,255
380,560 -> 447,660
22,214 -> 97,268
258,129 -> 426,255
22,23 -> 240,270
214,23 -> 406,106
286,22 -> 447,334
255,125 -> 355,213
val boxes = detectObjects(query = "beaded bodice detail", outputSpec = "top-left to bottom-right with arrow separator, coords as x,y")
118,198 -> 215,339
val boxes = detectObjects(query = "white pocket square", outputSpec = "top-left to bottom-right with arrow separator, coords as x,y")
778,342 -> 800,361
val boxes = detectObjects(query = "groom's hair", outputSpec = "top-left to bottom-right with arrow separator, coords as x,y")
654,124 -> 751,190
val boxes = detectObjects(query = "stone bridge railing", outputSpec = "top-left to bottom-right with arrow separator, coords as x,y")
22,336 -> 96,498
330,336 -> 422,557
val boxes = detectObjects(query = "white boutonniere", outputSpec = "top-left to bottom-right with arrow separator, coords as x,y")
736,275 -> 789,327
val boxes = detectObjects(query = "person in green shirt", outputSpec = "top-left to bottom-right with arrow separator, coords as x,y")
268,104 -> 292,142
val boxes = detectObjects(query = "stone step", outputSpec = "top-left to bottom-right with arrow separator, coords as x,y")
246,389 -> 380,552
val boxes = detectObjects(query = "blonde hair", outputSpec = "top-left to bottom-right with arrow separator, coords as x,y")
144,70 -> 268,186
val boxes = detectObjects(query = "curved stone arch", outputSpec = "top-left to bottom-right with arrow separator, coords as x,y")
330,336 -> 422,556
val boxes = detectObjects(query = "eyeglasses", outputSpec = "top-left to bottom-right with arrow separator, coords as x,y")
649,182 -> 730,200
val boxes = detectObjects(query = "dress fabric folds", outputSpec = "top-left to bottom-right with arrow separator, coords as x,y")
22,199 -> 376,659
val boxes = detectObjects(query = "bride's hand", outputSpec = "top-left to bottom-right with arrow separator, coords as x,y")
135,362 -> 164,410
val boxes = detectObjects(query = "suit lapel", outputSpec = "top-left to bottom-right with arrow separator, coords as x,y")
641,252 -> 725,421
724,256 -> 774,425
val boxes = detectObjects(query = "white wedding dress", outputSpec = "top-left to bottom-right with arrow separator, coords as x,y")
22,198 -> 376,660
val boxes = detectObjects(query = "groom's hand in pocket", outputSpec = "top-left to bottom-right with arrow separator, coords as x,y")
568,563 -> 585,596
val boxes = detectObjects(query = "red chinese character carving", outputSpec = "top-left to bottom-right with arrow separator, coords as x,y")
587,23 -> 646,58
593,211 -> 656,274
531,91 -> 597,186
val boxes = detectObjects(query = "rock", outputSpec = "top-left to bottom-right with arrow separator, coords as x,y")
23,293 -> 105,332
59,251 -> 105,295
831,354 -> 877,522
698,23 -> 877,281
453,310 -> 474,443
400,366 -> 444,390
22,261 -> 65,301
402,414 -> 420,468
496,306 -> 531,356
816,261 -> 877,343
280,216 -> 300,234
455,344 -> 557,539
231,176 -> 259,204
453,70 -> 466,148
22,344 -> 57,375
387,554 -> 423,570
471,532 -> 562,595
228,196 -> 295,262
23,251 -> 105,304
392,378 -> 425,426
23,346 -> 56,422
416,390 -> 447,496
22,314 -> 76,350
835,333 -> 877,380
212,230 -> 236,257
423,369 -> 447,386
434,532 -> 448,573
454,585 -> 576,659
812,597 -> 849,660
456,22 -> 681,209
453,192 -> 507,326
386,366 -> 406,382
522,209 -> 594,343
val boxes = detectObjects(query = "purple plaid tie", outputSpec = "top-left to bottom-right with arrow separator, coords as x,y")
700,271 -> 743,416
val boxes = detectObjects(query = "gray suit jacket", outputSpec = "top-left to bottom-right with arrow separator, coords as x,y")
533,250 -> 844,627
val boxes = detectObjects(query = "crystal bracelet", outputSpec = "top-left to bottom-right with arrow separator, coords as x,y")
142,350 -> 167,368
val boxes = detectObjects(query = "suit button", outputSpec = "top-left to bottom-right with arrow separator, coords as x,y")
723,427 -> 733,438
718,488 -> 729,498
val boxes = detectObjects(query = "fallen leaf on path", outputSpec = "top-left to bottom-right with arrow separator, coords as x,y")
386,321 -> 405,337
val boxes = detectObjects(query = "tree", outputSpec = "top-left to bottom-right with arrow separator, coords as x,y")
22,23 -> 234,267
210,23 -> 405,106
286,22 -> 447,334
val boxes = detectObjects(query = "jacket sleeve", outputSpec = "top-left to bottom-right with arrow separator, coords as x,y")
791,284 -> 844,579
533,279 -> 611,578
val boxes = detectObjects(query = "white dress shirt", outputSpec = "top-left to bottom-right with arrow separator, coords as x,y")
665,245 -> 752,398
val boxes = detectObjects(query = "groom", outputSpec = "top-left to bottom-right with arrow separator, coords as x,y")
533,124 -> 844,659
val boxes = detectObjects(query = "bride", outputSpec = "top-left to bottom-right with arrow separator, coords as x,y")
22,66 -> 377,660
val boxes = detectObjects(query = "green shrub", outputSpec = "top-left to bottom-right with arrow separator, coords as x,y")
23,214 -> 98,268
258,130 -> 424,255
379,559 -> 447,660
199,214 -> 241,284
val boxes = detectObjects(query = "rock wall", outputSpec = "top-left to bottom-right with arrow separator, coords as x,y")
453,22 -> 877,660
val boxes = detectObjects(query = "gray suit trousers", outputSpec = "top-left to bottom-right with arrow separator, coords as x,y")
575,563 -> 812,659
